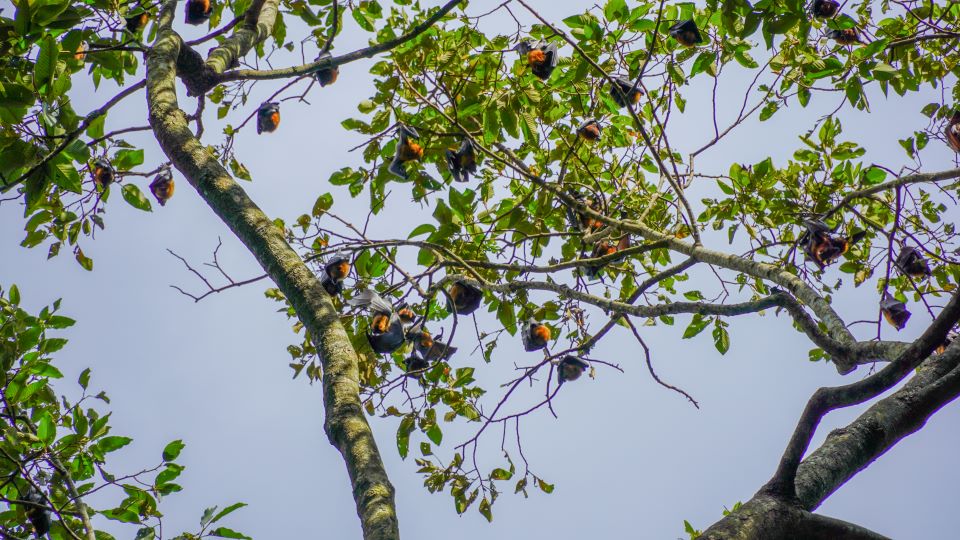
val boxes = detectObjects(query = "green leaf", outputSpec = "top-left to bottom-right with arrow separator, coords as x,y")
682,314 -> 709,339
407,223 -> 435,239
34,35 -> 59,92
490,468 -> 513,480
121,184 -> 153,212
209,527 -> 252,539
37,412 -> 56,444
478,497 -> 493,522
78,368 -> 91,389
112,149 -> 144,170
212,502 -> 248,524
9,284 -> 20,305
162,439 -> 185,461
97,436 -> 133,453
397,415 -> 415,459
311,193 -> 334,217
537,478 -> 555,494
426,424 -> 443,445
712,324 -> 730,355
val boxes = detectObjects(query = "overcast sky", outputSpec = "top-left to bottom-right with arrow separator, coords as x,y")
3,1 -> 959,538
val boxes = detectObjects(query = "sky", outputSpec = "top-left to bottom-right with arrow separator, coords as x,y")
3,0 -> 960,538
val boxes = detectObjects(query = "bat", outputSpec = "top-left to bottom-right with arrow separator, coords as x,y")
557,355 -> 590,384
347,289 -> 406,354
404,354 -> 429,378
566,191 -> 605,234
936,331 -> 957,355
125,10 -> 150,33
880,292 -> 911,331
609,75 -> 643,108
446,279 -> 482,315
149,168 -> 175,206
388,124 -> 423,180
407,324 -> 458,361
184,0 -> 212,25
811,0 -> 839,18
577,119 -> 602,142
75,41 -> 87,61
514,40 -> 558,80
314,52 -> 339,87
91,158 -> 114,188
23,487 -> 50,537
945,110 -> 960,152
445,139 -> 478,183
396,302 -> 417,330
520,318 -> 551,352
256,102 -> 281,134
799,220 -> 865,269
826,28 -> 861,45
320,252 -> 351,296
584,235 -> 630,278
669,20 -> 705,47
894,246 -> 931,278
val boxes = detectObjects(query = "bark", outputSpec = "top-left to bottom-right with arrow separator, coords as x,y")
145,3 -> 398,539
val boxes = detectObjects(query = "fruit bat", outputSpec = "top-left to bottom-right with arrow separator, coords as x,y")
880,292 -> 911,331
446,279 -> 482,315
23,487 -> 50,537
799,220 -> 865,269
388,124 -> 423,180
314,52 -> 339,87
184,0 -> 212,25
584,235 -> 630,278
320,251 -> 351,296
75,42 -> 87,61
557,355 -> 589,384
256,102 -> 281,134
577,119 -> 602,142
396,302 -> 417,330
826,28 -> 860,44
936,331 -> 957,355
811,0 -> 839,18
566,192 -> 605,234
91,158 -> 114,188
404,354 -> 429,378
609,75 -> 643,109
514,40 -> 558,80
149,168 -> 175,206
125,10 -> 150,33
520,318 -> 551,352
407,324 -> 457,361
945,110 -> 960,152
894,246 -> 931,278
348,289 -> 406,354
446,139 -> 478,183
669,20 -> 705,47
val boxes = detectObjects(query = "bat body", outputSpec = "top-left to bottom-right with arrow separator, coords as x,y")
23,487 -> 50,537
126,10 -> 149,33
558,355 -> 590,384
396,303 -> 417,330
609,75 -> 643,109
91,158 -> 114,188
880,292 -> 911,331
149,168 -> 175,206
521,318 -> 551,352
408,324 -> 457,361
315,52 -> 339,87
669,20 -> 704,47
404,355 -> 429,378
566,192 -> 604,234
514,40 -> 558,80
894,246 -> 931,278
800,220 -> 865,269
577,119 -> 602,142
348,290 -> 406,354
184,0 -> 212,25
320,252 -> 351,296
388,124 -> 423,179
937,331 -> 958,355
584,235 -> 630,278
256,102 -> 281,134
827,28 -> 860,44
811,0 -> 839,18
446,139 -> 478,183
945,111 -> 960,152
447,280 -> 482,315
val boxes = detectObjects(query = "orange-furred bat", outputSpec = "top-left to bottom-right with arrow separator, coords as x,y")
396,302 -> 417,330
936,331 -> 957,355
577,119 -> 602,142
521,318 -> 551,352
184,0 -> 212,25
348,289 -> 406,354
314,52 -> 339,87
945,110 -> 960,152
514,40 -> 558,80
799,220 -> 865,269
407,324 -> 457,361
557,355 -> 589,384
320,251 -> 351,296
149,168 -> 175,206
566,192 -> 605,234
125,10 -> 150,33
446,139 -> 478,183
388,124 -> 423,180
404,354 -> 429,378
256,102 -> 281,134
91,158 -> 114,188
447,279 -> 482,315
811,0 -> 839,18
894,246 -> 931,278
75,42 -> 87,61
584,235 -> 631,278
609,75 -> 643,109
23,487 -> 50,537
880,292 -> 911,331
669,20 -> 705,47
827,28 -> 861,44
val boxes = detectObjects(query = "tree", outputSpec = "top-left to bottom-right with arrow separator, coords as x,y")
1,0 -> 959,538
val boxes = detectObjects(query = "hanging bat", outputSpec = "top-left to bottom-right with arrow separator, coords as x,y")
149,168 -> 175,206
320,251 -> 351,296
811,0 -> 839,18
348,289 -> 406,354
23,487 -> 50,537
894,246 -> 931,278
945,110 -> 960,152
396,302 -> 417,330
91,158 -> 114,188
609,75 -> 643,109
314,52 -> 339,87
387,124 -> 423,180
514,40 -> 558,80
566,192 -> 605,234
520,318 -> 551,352
446,279 -> 482,315
936,331 -> 957,355
256,102 -> 281,134
669,20 -> 705,47
446,139 -> 478,183
826,28 -> 861,45
799,220 -> 865,269
125,10 -> 150,33
75,41 -> 87,61
577,119 -> 602,142
407,324 -> 457,361
557,355 -> 590,384
584,235 -> 630,278
184,0 -> 212,25
404,354 -> 429,378
880,292 -> 911,331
